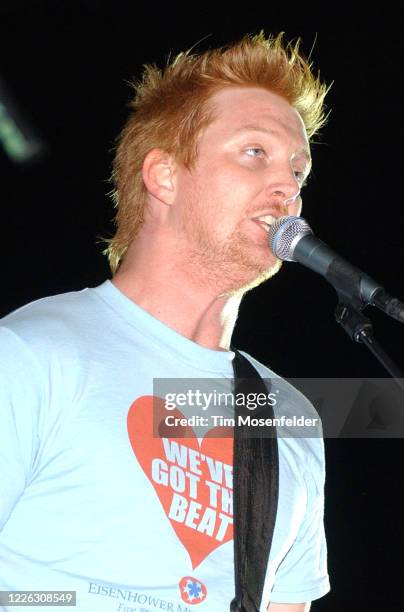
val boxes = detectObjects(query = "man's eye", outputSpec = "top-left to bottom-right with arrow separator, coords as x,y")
245,147 -> 265,157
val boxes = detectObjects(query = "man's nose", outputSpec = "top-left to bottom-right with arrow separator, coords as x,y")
266,171 -> 302,215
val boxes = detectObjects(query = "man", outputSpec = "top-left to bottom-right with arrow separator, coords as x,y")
0,33 -> 330,610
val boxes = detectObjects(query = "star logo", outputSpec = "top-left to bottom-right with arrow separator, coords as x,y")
179,576 -> 208,605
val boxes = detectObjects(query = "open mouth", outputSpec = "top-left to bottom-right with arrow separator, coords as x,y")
252,214 -> 277,233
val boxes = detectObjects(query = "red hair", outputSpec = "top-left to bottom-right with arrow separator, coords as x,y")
105,32 -> 331,272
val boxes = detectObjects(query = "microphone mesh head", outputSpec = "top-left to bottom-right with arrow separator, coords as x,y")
268,216 -> 313,261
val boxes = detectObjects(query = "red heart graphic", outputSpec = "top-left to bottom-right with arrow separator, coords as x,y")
127,396 -> 233,569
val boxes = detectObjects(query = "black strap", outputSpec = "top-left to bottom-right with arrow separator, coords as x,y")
230,350 -> 279,612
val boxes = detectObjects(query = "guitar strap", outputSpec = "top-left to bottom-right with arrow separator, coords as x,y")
230,350 -> 279,612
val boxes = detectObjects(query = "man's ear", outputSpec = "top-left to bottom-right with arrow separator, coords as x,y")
142,149 -> 176,205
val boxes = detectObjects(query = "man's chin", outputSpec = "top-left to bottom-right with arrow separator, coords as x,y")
226,258 -> 283,296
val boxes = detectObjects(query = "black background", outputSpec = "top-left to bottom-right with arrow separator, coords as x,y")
0,2 -> 403,610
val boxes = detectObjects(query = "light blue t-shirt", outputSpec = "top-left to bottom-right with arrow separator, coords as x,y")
0,280 -> 330,611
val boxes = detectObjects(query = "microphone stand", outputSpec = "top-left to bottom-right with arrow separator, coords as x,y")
334,300 -> 404,392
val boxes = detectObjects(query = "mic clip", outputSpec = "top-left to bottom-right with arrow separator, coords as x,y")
334,299 -> 404,380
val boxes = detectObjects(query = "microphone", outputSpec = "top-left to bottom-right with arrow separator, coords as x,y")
268,216 -> 404,324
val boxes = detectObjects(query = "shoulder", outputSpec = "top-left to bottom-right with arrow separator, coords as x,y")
1,283 -> 105,347
0,284 -> 110,372
2,285 -> 94,329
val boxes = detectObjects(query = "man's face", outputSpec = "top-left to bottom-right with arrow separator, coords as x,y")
171,87 -> 311,290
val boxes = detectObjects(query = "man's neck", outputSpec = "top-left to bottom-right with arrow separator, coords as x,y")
111,242 -> 243,351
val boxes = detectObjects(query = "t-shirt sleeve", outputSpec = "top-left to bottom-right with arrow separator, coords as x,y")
269,438 -> 330,604
0,326 -> 44,530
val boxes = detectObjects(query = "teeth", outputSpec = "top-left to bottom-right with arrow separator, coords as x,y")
256,215 -> 276,226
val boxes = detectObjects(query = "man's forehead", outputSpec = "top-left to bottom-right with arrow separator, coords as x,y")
210,87 -> 307,129
210,87 -> 299,118
206,88 -> 310,158
235,123 -> 311,163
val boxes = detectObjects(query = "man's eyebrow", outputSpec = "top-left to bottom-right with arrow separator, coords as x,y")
234,123 -> 312,168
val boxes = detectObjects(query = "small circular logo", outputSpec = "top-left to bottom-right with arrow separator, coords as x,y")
179,576 -> 208,605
